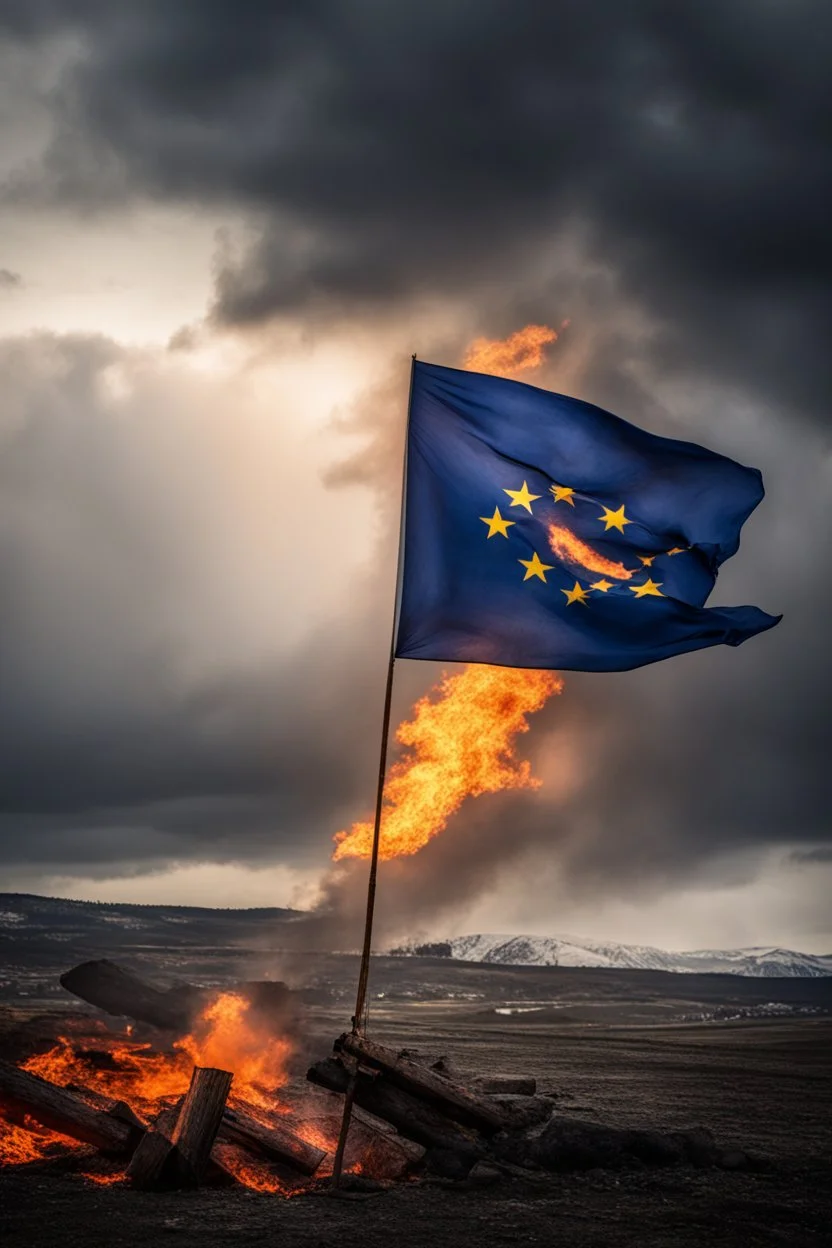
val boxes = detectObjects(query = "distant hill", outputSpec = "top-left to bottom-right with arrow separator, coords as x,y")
392,933 -> 832,978
0,893 -> 299,951
3,896 -> 830,978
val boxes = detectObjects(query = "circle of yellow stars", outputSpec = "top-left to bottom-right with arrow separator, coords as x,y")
478,479 -> 690,605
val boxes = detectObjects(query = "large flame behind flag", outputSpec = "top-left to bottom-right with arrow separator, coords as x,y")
332,664 -> 561,860
332,325 -> 565,862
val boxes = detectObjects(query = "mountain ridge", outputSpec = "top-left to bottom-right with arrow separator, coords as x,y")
391,932 -> 832,978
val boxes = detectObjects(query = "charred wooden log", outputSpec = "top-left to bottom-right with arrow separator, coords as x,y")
60,961 -> 199,1031
301,1109 -> 425,1179
336,1033 -> 507,1134
59,960 -> 300,1036
65,1082 -> 148,1133
0,1059 -> 139,1154
169,1067 -> 233,1185
307,1056 -> 485,1164
218,1104 -> 326,1176
125,1100 -> 183,1189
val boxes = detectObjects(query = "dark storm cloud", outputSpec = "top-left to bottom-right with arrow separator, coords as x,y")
0,2 -> 829,929
2,1 -> 831,424
790,848 -> 832,866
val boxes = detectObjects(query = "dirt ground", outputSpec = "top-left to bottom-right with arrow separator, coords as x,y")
2,1015 -> 830,1248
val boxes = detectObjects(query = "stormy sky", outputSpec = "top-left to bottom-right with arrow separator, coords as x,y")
0,1 -> 830,952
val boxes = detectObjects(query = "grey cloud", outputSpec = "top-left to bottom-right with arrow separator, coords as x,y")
790,848 -> 832,866
0,332 -> 396,877
2,1 -> 830,425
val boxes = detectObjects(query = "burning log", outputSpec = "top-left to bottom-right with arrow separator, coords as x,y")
335,1033 -> 507,1134
308,1056 -> 485,1163
218,1104 -> 326,1176
170,1067 -> 233,1185
0,1059 -> 139,1155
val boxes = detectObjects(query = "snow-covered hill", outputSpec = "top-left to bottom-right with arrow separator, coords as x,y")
392,933 -> 832,977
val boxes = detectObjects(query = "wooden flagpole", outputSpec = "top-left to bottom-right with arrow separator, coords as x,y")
331,354 -> 416,1185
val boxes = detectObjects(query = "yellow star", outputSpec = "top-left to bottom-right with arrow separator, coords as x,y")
479,506 -> 515,539
666,546 -> 686,556
590,579 -> 614,592
562,580 -> 590,606
639,554 -> 655,567
519,551 -> 554,583
504,480 -> 542,513
599,504 -> 632,533
629,578 -> 664,598
550,484 -> 576,506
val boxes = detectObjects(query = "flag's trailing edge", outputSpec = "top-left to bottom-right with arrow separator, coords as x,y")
395,362 -> 780,673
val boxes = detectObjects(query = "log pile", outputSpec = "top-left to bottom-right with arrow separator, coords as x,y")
306,1033 -> 559,1180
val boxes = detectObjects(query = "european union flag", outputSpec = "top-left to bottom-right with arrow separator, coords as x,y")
395,362 -> 780,672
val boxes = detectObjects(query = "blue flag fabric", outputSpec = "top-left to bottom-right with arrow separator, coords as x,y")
395,362 -> 780,672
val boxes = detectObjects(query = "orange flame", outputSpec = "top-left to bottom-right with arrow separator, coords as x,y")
22,993 -> 291,1114
548,523 -> 633,580
333,666 -> 562,860
463,323 -> 563,376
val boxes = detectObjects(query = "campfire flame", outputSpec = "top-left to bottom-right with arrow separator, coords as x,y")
1,991 -> 297,1183
21,992 -> 292,1114
333,665 -> 562,860
548,523 -> 634,581
333,323 -> 566,863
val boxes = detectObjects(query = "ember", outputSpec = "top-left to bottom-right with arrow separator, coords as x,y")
0,1116 -> 79,1165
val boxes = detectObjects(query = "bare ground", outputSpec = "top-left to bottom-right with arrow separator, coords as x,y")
2,1015 -> 830,1248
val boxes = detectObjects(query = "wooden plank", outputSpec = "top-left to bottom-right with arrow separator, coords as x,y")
125,1100 -> 183,1190
336,1034 -> 507,1133
170,1067 -> 233,1186
308,1056 -> 485,1161
218,1104 -> 326,1176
